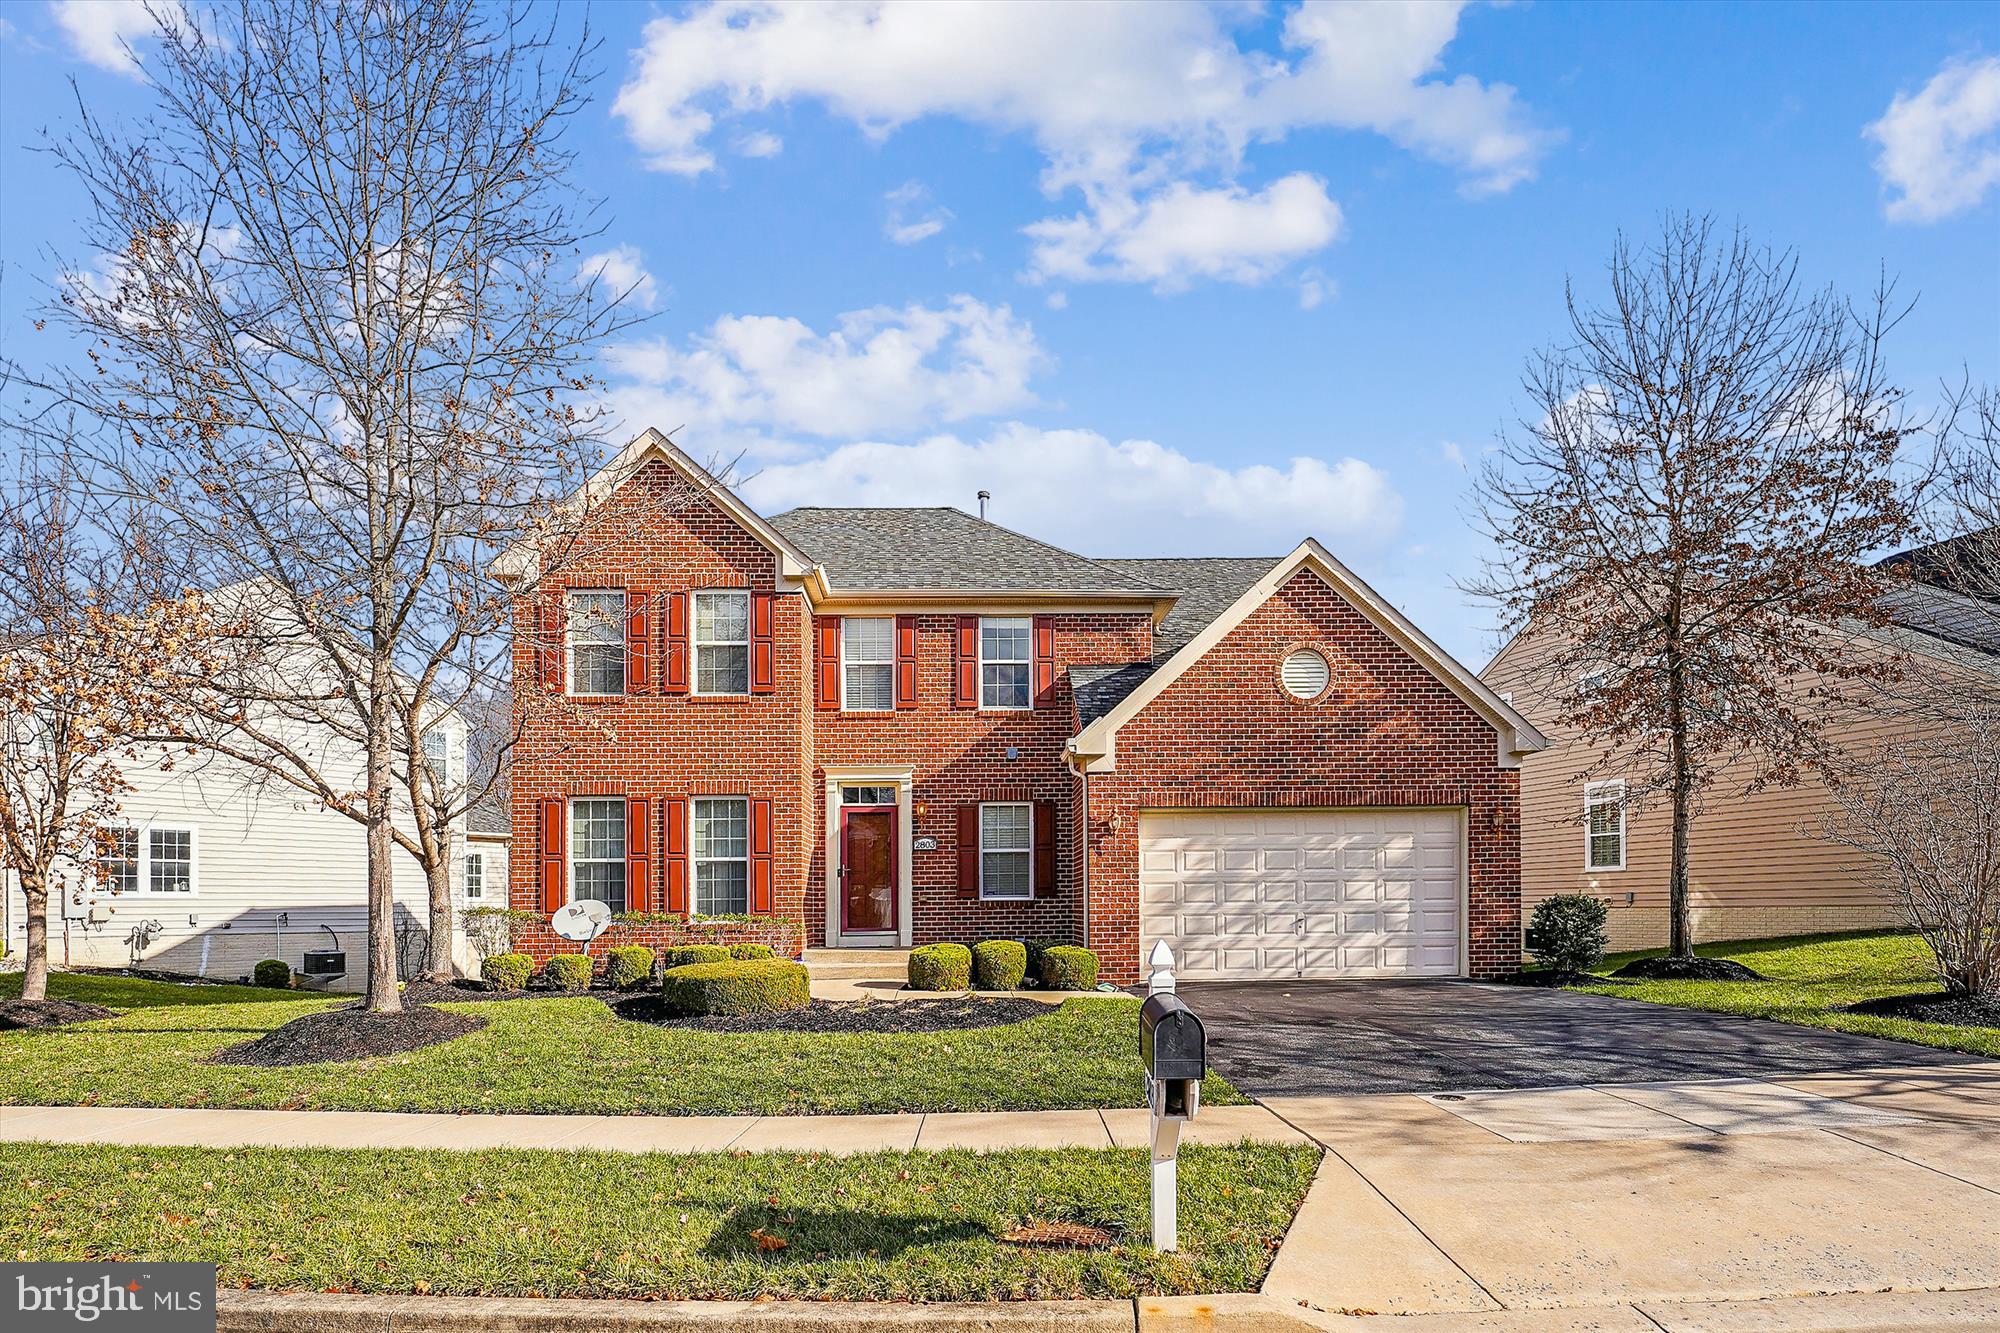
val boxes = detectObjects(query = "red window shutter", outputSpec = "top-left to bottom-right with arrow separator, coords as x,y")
663,592 -> 689,694
664,796 -> 688,914
957,804 -> 980,899
895,615 -> 918,708
954,616 -> 979,708
815,618 -> 841,709
1033,615 -> 1056,707
749,798 -> 774,915
751,592 -> 776,694
626,591 -> 652,693
625,797 -> 652,912
539,797 -> 566,913
1032,800 -> 1056,897
538,594 -> 565,694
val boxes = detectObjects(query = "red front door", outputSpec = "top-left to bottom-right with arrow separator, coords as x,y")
841,807 -> 897,934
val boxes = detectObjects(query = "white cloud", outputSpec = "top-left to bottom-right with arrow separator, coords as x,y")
1297,267 -> 1334,310
735,130 -> 784,158
49,0 -> 157,78
1025,173 -> 1342,289
613,1 -> 1554,288
1440,440 -> 1466,468
578,244 -> 660,311
1866,55 -> 2000,223
737,423 -> 1404,555
884,181 -> 952,245
602,295 -> 1047,442
1044,291 -> 1068,311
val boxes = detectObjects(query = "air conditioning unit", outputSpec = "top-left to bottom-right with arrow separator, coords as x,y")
300,949 -> 347,979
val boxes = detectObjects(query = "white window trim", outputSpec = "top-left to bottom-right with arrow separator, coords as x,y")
692,795 -> 751,916
977,801 -> 1034,901
1584,780 -> 1627,872
691,589 -> 752,697
840,616 -> 896,713
463,850 -> 485,900
566,589 -> 627,698
567,797 -> 628,911
100,823 -> 200,898
978,616 -> 1033,711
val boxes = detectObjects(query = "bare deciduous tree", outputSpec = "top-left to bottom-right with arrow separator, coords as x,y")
18,0 -> 660,1010
1468,216 -> 1922,966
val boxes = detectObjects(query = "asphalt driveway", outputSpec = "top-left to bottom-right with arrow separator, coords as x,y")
1181,979 -> 1978,1097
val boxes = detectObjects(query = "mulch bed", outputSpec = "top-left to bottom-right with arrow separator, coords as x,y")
1496,968 -> 1626,988
612,995 -> 1048,1034
402,980 -> 639,1005
1611,956 -> 1766,982
211,1003 -> 486,1066
0,998 -> 117,1030
1846,991 -> 2000,1029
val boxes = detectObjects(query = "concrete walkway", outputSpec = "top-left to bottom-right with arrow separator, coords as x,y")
0,1100 -> 1307,1154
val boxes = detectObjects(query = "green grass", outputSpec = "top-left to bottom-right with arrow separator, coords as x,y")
0,1140 -> 1318,1300
1568,930 -> 1999,1059
0,972 -> 1246,1115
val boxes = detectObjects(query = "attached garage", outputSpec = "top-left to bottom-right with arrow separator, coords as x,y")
1138,809 -> 1465,980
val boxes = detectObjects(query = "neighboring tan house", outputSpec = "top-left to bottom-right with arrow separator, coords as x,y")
1480,533 -> 2000,952
498,430 -> 1545,984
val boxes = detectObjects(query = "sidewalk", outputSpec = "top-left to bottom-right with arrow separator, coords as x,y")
0,1100 -> 1308,1154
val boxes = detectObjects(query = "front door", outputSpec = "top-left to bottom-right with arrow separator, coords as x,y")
841,807 -> 897,934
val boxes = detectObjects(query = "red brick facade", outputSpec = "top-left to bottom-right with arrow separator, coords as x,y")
510,458 -> 1523,984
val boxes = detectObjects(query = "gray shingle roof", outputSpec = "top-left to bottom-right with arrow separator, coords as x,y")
1070,557 -> 1281,724
465,792 -> 511,838
765,508 -> 1172,594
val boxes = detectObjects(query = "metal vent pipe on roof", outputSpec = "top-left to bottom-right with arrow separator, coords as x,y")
977,489 -> 991,520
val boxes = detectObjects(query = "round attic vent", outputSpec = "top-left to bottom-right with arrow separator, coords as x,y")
1280,648 -> 1331,700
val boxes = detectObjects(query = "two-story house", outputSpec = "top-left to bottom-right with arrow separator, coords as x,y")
500,430 -> 1545,983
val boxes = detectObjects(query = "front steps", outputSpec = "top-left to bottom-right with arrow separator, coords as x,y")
802,947 -> 910,982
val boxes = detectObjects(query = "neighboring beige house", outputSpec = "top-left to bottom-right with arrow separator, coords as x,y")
1481,535 -> 2000,952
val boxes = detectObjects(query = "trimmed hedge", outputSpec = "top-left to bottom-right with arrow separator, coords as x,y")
1023,939 -> 1067,988
727,942 -> 775,960
972,939 -> 1028,991
907,942 -> 972,991
603,945 -> 656,991
251,959 -> 291,990
1039,945 -> 1100,991
660,959 -> 810,1017
661,944 -> 732,970
480,953 -> 534,991
1525,894 -> 1610,974
542,953 -> 594,992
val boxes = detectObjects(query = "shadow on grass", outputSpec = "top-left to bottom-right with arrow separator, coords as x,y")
701,1207 -> 990,1262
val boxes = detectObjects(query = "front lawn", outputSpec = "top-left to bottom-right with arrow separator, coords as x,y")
0,972 -> 1246,1115
1568,930 -> 2000,1059
0,1140 -> 1317,1300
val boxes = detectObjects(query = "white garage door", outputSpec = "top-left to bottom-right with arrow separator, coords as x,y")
1139,809 -> 1463,980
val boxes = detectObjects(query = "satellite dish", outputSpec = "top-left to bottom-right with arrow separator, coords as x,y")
550,898 -> 612,943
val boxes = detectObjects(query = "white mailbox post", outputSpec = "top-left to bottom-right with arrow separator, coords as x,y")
1139,941 -> 1204,1252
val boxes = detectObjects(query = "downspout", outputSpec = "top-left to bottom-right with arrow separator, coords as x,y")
1080,766 -> 1089,950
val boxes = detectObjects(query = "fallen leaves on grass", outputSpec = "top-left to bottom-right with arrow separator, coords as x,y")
999,1220 -> 1112,1249
749,1228 -> 788,1253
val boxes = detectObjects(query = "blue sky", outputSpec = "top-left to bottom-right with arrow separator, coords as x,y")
2,1 -> 1996,665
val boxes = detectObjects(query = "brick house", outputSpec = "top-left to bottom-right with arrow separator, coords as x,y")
499,431 -> 1545,983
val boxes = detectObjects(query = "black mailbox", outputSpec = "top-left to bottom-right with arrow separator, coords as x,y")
1139,993 -> 1206,1082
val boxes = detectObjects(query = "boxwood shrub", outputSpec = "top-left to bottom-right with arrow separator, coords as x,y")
1040,945 -> 1100,991
659,959 -> 810,1016
603,945 -> 656,990
480,952 -> 534,991
727,942 -> 775,960
907,942 -> 972,991
251,958 -> 291,990
972,939 -> 1028,991
660,944 -> 732,970
542,953 -> 594,991
1525,894 -> 1610,975
1023,938 -> 1067,988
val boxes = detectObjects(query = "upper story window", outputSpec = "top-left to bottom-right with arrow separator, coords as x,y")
570,797 -> 627,913
568,590 -> 626,696
694,590 -> 750,695
842,617 -> 895,711
97,827 -> 140,895
1584,780 -> 1626,871
979,616 -> 1032,710
978,802 -> 1033,899
694,797 -> 749,915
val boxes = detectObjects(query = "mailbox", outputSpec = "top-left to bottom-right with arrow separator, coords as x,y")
1140,992 -> 1206,1082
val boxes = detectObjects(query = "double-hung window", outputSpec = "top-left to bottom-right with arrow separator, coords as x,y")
463,851 -> 484,900
95,825 -> 197,895
694,591 -> 750,695
693,797 -> 749,915
570,798 -> 627,912
98,827 -> 140,895
978,802 -> 1033,900
842,617 -> 895,711
568,590 -> 626,696
979,617 -> 1032,710
1584,781 -> 1626,871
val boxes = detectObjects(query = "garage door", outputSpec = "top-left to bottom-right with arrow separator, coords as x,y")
1139,809 -> 1462,980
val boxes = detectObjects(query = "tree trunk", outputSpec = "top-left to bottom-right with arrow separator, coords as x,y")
1666,608 -> 1695,960
420,851 -> 456,982
363,660 -> 403,1013
19,872 -> 50,1002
